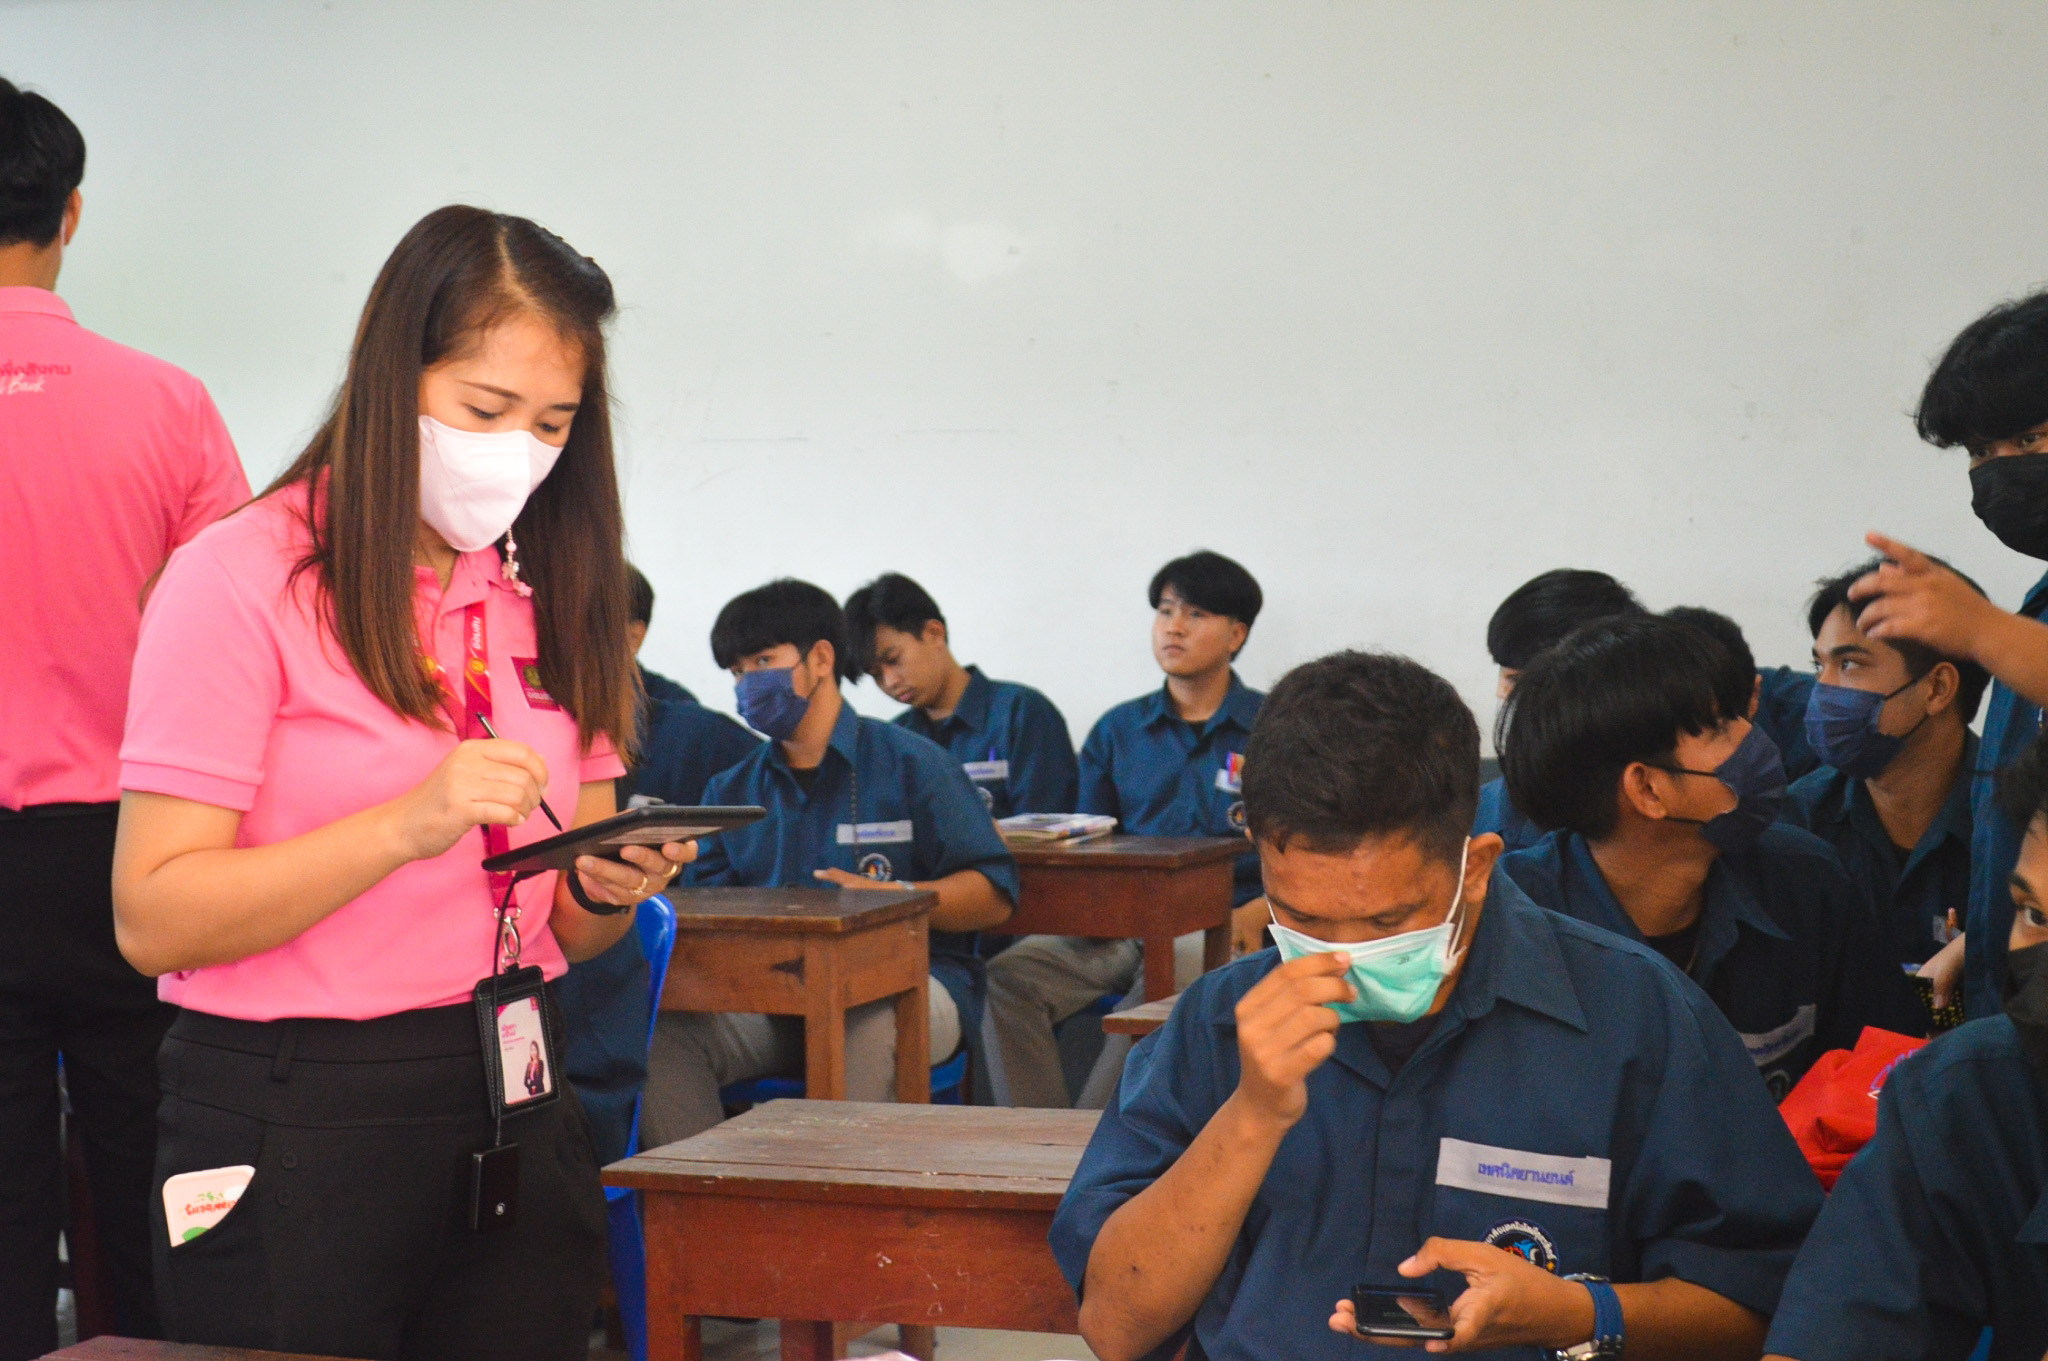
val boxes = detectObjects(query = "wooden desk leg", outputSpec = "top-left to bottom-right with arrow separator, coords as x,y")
643,1196 -> 699,1361
899,1322 -> 938,1359
780,1318 -> 835,1361
804,941 -> 848,1100
1142,932 -> 1177,1002
893,973 -> 931,1104
1203,922 -> 1230,974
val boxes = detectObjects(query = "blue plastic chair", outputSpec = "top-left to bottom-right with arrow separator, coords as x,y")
717,1043 -> 972,1107
603,894 -> 677,1361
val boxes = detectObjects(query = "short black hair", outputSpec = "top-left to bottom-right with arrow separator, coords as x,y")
1917,291 -> 2048,451
1662,606 -> 1760,721
843,573 -> 945,677
627,565 -> 654,627
1486,569 -> 1644,671
1807,556 -> 1992,724
0,77 -> 85,248
1501,615 -> 1737,839
709,578 -> 851,679
1244,650 -> 1478,862
1998,730 -> 2048,829
1149,550 -> 1263,632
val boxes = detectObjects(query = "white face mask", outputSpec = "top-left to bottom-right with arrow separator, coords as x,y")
416,415 -> 563,554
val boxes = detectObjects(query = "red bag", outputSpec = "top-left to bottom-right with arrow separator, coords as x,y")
1777,1026 -> 1929,1190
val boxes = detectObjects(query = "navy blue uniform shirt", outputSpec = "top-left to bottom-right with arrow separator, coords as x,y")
1765,1016 -> 2048,1361
562,676 -> 761,1164
1499,826 -> 1924,1099
1965,569 -> 2048,1017
1780,732 -> 1975,967
1755,666 -> 1821,783
1077,672 -> 1263,904
688,701 -> 1020,1031
1472,776 -> 1545,853
638,663 -> 695,709
1049,876 -> 1823,1361
893,665 -> 1079,820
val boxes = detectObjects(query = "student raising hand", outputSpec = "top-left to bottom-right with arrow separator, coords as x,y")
1852,532 -> 2048,711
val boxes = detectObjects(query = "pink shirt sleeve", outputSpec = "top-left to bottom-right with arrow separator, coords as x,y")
171,383 -> 251,549
581,729 -> 626,783
121,542 -> 283,811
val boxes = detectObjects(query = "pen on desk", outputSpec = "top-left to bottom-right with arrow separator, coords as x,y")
474,714 -> 565,831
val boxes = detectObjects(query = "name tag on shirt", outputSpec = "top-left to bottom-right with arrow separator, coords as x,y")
836,820 -> 915,846
963,759 -> 1010,784
1214,752 -> 1245,794
1739,1005 -> 1816,1069
1435,1137 -> 1611,1210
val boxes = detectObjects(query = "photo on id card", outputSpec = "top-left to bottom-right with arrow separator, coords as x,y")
496,993 -> 553,1106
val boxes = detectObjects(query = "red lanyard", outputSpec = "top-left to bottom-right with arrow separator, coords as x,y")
426,600 -> 522,966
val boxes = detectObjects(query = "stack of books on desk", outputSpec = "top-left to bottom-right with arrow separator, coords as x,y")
997,813 -> 1118,845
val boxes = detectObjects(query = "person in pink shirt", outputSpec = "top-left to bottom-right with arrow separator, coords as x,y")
112,205 -> 690,1361
0,76 -> 249,1361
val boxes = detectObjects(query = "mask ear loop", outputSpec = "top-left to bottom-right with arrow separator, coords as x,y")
1440,836 -> 1474,969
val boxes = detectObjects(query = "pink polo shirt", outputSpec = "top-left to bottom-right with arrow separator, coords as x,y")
120,485 -> 625,1021
0,286 -> 250,808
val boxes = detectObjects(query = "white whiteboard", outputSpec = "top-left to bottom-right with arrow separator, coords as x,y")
13,0 -> 2048,746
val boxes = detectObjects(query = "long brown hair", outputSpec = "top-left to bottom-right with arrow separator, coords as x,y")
264,205 -> 636,755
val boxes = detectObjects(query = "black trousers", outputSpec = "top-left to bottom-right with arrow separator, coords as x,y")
0,804 -> 175,1361
154,1000 -> 607,1361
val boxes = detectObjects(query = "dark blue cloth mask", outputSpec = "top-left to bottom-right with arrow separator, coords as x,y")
735,667 -> 809,741
1803,676 -> 1925,781
1665,724 -> 1787,854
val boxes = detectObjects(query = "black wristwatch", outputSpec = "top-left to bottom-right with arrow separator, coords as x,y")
1548,1275 -> 1623,1360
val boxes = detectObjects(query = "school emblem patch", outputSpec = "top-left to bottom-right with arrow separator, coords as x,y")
1483,1219 -> 1557,1273
857,852 -> 895,881
1227,799 -> 1247,831
977,786 -> 995,811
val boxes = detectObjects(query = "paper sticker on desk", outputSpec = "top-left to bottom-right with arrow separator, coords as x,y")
163,1165 -> 254,1245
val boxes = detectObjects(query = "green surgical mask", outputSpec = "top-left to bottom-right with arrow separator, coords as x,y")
1267,838 -> 1471,1024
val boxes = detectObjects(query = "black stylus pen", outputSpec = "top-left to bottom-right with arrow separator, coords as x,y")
474,714 -> 565,831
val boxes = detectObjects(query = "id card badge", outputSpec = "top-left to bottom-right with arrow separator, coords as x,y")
472,964 -> 564,1120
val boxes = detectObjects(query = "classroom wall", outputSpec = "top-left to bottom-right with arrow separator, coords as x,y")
13,1 -> 2048,748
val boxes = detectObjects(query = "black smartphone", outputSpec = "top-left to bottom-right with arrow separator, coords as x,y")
480,804 -> 766,876
1350,1284 -> 1454,1340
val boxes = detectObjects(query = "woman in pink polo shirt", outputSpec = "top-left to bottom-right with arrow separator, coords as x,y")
110,205 -> 690,1361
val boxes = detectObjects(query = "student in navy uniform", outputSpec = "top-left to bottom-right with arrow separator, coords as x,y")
1663,606 -> 1822,782
1478,569 -> 1646,852
1851,292 -> 2048,1019
555,566 -> 761,1165
618,565 -> 761,812
1762,732 -> 2048,1361
844,571 -> 1078,819
1053,650 -> 1822,1361
1497,615 -> 1923,1101
639,580 -> 1017,1145
1782,558 -> 1987,1012
983,550 -> 1264,1108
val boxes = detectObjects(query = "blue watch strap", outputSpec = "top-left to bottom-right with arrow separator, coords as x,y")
1581,1279 -> 1623,1350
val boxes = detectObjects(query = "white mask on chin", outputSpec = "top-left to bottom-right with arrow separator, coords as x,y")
416,414 -> 562,553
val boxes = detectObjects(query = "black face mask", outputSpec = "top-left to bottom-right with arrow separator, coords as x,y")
1970,454 -> 2048,560
2002,939 -> 2048,1092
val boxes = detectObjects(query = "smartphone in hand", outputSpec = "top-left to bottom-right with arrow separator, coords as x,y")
1350,1283 -> 1455,1340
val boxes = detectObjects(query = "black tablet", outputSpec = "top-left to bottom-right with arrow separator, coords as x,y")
481,805 -> 766,876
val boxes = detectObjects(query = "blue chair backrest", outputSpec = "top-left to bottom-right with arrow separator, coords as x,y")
621,894 -> 677,1161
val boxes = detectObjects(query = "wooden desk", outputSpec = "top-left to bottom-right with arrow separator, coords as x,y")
612,1100 -> 1098,1361
1101,992 -> 1179,1037
996,836 -> 1244,1000
661,887 -> 935,1104
38,1341 -> 359,1360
